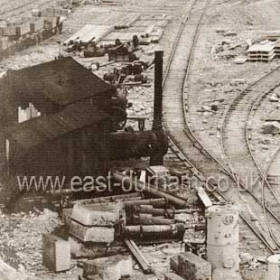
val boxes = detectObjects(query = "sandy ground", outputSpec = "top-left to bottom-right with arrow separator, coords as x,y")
186,0 -> 280,163
1,0 -> 280,279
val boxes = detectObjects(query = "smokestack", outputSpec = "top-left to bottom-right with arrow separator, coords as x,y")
152,50 -> 163,131
150,50 -> 168,166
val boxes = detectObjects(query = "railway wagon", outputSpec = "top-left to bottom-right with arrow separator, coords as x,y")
0,11 -> 66,60
42,16 -> 61,38
0,37 -> 9,60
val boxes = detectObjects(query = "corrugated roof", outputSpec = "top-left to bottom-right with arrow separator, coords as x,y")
4,102 -> 111,154
0,57 -> 114,107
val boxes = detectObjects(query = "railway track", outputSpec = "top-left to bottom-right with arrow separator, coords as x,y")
162,0 -> 280,255
221,67 -> 280,249
247,84 -> 280,187
266,144 -> 280,192
221,67 -> 280,186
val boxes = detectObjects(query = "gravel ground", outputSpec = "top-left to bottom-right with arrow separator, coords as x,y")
1,0 -> 280,279
186,0 -> 280,164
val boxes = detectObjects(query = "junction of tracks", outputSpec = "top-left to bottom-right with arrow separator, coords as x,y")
0,0 -> 280,279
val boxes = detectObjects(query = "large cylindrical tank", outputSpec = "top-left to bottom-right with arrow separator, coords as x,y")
266,254 -> 280,280
110,130 -> 168,160
206,204 -> 240,272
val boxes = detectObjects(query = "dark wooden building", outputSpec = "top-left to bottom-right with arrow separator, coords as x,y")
0,57 -> 115,128
0,57 -> 114,179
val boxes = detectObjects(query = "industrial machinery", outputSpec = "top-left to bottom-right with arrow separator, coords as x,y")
110,51 -> 168,162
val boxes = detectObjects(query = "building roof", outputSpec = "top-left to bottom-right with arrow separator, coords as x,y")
4,102 -> 111,157
0,57 -> 114,108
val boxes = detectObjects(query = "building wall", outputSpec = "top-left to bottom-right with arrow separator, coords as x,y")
9,119 -> 111,179
0,98 -> 61,129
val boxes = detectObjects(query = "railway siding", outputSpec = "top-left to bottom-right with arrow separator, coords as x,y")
162,0 -> 280,255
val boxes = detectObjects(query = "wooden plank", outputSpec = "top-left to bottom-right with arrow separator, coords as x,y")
124,238 -> 153,274
196,186 -> 212,208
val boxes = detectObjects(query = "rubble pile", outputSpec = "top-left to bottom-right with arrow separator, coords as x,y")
23,171 -> 206,280
0,209 -> 62,272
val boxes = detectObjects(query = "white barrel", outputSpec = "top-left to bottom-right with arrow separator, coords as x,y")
206,204 -> 240,272
266,255 -> 280,280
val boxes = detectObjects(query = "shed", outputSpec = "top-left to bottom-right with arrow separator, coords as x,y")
0,102 -> 112,178
0,57 -> 115,128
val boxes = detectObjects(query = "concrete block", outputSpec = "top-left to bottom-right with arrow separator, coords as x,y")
165,273 -> 185,280
42,234 -> 71,272
83,254 -> 132,280
70,220 -> 114,243
72,201 -> 123,226
170,255 -> 179,272
170,253 -> 185,273
178,252 -> 211,280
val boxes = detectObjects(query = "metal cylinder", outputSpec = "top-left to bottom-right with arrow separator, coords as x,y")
133,213 -> 173,225
112,172 -> 187,208
152,50 -> 163,131
151,50 -> 165,166
266,255 -> 280,280
134,205 -> 174,217
110,130 -> 168,160
206,204 -> 241,275
122,224 -> 185,239
124,198 -> 167,208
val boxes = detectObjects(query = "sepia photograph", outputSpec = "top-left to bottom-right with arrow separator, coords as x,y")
0,0 -> 279,279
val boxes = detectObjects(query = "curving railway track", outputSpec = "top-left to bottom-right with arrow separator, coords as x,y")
221,67 -> 280,187
266,144 -> 280,192
246,84 -> 280,191
221,67 -> 280,250
162,0 -> 280,255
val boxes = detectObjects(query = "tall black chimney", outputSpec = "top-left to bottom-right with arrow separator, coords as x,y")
150,50 -> 168,166
152,50 -> 163,131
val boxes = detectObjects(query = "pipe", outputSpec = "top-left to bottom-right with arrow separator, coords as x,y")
122,224 -> 186,238
152,50 -> 163,131
124,198 -> 167,208
133,205 -> 175,218
73,192 -> 142,205
151,50 -> 165,166
132,213 -> 173,225
112,172 -> 187,208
